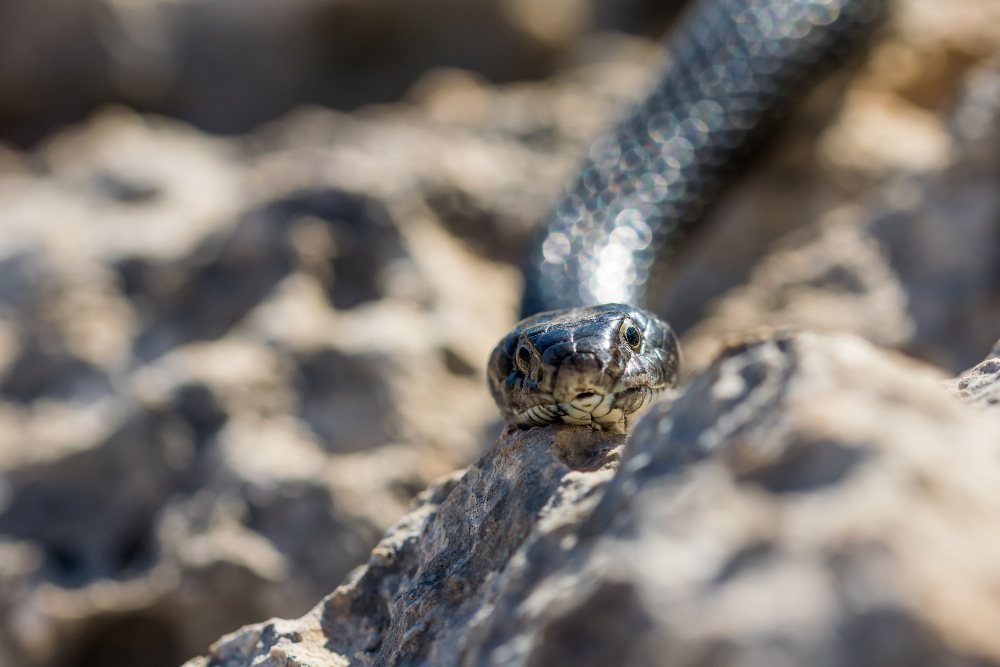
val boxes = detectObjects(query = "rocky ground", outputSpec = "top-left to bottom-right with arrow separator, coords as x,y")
0,0 -> 682,147
189,331 -> 1000,667
0,0 -> 997,666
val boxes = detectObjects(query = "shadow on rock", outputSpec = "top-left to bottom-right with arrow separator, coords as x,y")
117,188 -> 408,361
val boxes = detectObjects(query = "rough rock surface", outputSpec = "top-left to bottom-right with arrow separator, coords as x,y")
678,55 -> 1000,373
655,0 -> 1000,370
0,1 -> 998,665
0,0 -> 680,146
0,40 -> 666,667
949,339 -> 1000,418
186,331 -> 1000,666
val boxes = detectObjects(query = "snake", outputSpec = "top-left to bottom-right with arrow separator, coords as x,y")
488,303 -> 680,433
489,0 -> 885,432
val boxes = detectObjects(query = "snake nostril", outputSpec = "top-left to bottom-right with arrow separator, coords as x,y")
575,392 -> 596,400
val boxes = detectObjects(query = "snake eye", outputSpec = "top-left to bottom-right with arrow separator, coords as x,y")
516,345 -> 532,372
623,324 -> 642,349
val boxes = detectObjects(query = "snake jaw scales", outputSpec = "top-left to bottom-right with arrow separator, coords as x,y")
488,304 -> 680,433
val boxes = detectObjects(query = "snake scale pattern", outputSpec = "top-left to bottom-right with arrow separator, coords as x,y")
491,0 -> 885,431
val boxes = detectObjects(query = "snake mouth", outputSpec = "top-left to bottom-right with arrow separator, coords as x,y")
514,386 -> 657,433
571,391 -> 601,410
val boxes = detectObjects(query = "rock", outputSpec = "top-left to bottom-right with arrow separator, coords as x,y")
119,187 -> 411,360
0,24 -> 657,662
949,339 -> 1000,419
1,4 -> 999,665
189,331 -> 1000,666
0,0 -> 674,146
0,80 -> 552,664
678,57 -> 1000,373
651,1 -> 1000,372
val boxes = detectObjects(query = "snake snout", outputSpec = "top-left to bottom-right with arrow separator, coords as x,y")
551,351 -> 615,403
491,304 -> 678,432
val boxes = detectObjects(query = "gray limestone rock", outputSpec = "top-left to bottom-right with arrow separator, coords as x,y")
680,58 -> 1000,373
189,331 -> 1000,667
949,338 -> 1000,419
0,44 -> 664,665
0,0 -> 671,145
0,6 -> 999,665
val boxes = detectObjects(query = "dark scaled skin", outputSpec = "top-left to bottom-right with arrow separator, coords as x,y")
488,304 -> 680,433
521,0 -> 884,316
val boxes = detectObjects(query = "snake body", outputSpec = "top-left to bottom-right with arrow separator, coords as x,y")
492,0 -> 885,431
521,0 -> 883,316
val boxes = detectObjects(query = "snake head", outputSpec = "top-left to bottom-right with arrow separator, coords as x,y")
487,303 -> 680,433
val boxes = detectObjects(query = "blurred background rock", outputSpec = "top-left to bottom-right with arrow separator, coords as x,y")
0,0 -> 684,146
0,0 -> 997,665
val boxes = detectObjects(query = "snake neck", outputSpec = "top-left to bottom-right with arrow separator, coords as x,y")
522,0 -> 885,317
